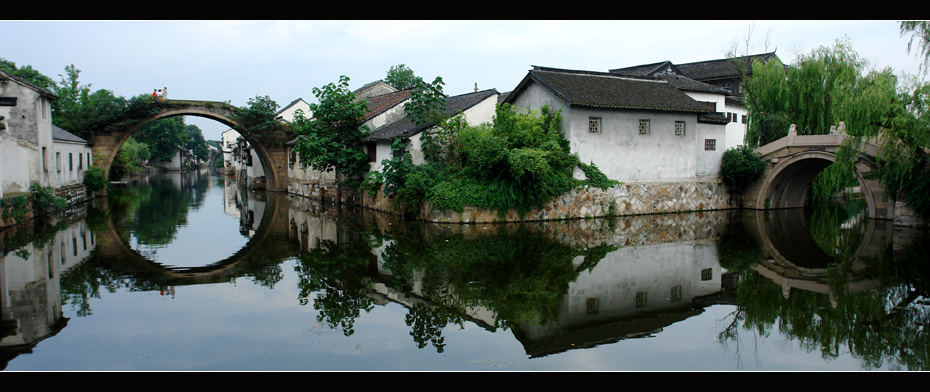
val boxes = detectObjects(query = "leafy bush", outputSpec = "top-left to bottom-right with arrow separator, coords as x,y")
83,167 -> 109,193
379,104 -> 620,218
720,145 -> 766,192
28,183 -> 68,211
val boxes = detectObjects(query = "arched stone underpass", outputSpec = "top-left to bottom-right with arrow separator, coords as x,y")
743,123 -> 893,220
89,100 -> 292,192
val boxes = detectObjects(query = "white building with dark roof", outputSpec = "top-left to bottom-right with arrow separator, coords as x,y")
503,66 -> 727,183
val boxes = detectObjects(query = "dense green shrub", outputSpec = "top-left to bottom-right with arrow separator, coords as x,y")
83,167 -> 109,193
720,145 -> 766,192
29,183 -> 68,211
376,104 -> 620,218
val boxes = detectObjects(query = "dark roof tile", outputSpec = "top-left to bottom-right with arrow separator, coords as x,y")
363,89 -> 499,142
509,66 -> 709,113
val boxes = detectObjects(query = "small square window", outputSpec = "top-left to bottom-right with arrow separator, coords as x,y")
670,285 -> 682,302
635,291 -> 648,308
639,119 -> 650,135
675,121 -> 686,136
701,268 -> 713,281
704,139 -> 716,151
589,117 -> 601,134
586,298 -> 599,314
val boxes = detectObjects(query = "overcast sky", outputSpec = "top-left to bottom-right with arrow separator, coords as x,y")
2,20 -> 925,140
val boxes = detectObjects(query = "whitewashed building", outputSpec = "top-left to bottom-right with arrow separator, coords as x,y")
503,66 -> 727,184
1,69 -> 92,209
361,88 -> 500,171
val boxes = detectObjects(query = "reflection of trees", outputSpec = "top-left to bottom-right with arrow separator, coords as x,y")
291,221 -> 617,353
380,225 -> 616,352
109,172 -> 210,246
294,236 -> 376,337
716,203 -> 930,370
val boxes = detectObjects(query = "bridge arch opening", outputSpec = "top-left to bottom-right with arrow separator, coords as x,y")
754,150 -> 880,220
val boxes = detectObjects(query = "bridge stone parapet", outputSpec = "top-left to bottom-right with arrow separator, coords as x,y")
743,122 -> 893,220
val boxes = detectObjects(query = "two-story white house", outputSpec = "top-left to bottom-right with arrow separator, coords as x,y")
502,66 -> 728,184
1,69 -> 91,207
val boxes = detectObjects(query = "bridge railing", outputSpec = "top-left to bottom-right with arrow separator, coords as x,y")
754,122 -> 881,159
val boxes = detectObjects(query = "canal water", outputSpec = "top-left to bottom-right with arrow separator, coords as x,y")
1,169 -> 928,371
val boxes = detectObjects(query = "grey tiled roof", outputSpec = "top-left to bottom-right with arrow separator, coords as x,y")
506,66 -> 710,113
362,89 -> 499,142
675,52 -> 779,81
52,125 -> 87,144
653,73 -> 732,95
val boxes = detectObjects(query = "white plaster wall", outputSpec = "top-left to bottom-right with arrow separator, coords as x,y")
568,107 -> 699,182
278,100 -> 310,122
723,103 -> 748,150
0,137 -> 33,193
511,81 -> 727,182
48,141 -> 91,188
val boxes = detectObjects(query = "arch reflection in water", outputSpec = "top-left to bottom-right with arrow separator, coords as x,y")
3,180 -> 929,370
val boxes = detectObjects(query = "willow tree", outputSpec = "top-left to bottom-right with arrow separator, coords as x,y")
742,38 -> 901,201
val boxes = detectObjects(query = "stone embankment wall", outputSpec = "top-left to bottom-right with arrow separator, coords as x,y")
1,184 -> 91,229
362,180 -> 732,224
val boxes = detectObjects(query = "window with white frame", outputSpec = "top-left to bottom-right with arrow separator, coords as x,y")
674,121 -> 686,136
588,117 -> 601,134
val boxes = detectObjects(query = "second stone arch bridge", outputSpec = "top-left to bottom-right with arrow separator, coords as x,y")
89,99 -> 293,192
743,122 -> 895,220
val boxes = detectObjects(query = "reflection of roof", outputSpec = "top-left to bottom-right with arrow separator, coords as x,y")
504,66 -> 709,113
362,89 -> 499,142
514,305 -> 705,359
52,125 -> 87,144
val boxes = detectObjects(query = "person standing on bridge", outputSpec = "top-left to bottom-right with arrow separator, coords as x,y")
152,89 -> 157,99
162,87 -> 167,100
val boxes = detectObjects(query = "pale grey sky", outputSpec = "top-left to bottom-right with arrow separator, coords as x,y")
2,20 -> 924,140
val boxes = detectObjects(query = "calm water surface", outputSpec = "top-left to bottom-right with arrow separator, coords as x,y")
1,170 -> 928,371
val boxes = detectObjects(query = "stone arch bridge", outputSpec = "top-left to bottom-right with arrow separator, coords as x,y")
90,99 -> 292,192
743,122 -> 894,220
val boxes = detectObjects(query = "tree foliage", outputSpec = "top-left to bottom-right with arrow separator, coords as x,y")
135,117 -> 190,162
385,64 -> 424,90
374,104 -> 618,217
720,145 -> 766,192
292,75 -> 371,186
901,21 -> 930,76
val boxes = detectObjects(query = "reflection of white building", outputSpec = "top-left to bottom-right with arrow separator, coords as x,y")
0,218 -> 95,351
222,175 -> 241,219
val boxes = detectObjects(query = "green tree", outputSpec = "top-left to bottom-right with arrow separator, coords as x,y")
292,75 -> 370,186
901,21 -> 930,76
0,58 -> 56,90
185,124 -> 209,161
135,117 -> 188,162
232,95 -> 284,145
385,64 -> 424,90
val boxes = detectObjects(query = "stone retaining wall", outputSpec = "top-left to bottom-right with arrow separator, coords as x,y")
362,180 -> 733,224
